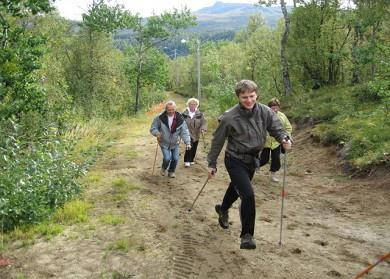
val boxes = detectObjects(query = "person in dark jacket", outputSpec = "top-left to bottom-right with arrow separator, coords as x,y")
207,80 -> 292,249
150,100 -> 191,178
182,98 -> 207,167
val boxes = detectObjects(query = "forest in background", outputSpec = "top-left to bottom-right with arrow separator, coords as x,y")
0,0 -> 389,231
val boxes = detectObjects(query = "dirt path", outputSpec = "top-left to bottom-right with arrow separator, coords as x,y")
1,94 -> 389,279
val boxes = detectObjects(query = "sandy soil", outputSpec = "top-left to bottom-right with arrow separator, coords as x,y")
1,96 -> 389,279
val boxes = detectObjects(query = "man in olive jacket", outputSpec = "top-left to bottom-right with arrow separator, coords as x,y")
207,80 -> 292,249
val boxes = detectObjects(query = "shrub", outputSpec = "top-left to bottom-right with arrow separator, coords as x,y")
352,83 -> 382,102
204,75 -> 236,116
287,85 -> 389,171
0,121 -> 84,231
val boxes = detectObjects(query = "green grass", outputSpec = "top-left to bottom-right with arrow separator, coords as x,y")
0,233 -> 10,251
110,178 -> 140,201
127,150 -> 138,159
286,85 -> 390,172
79,171 -> 103,185
32,223 -> 64,240
52,199 -> 92,225
65,118 -> 129,163
106,237 -> 145,253
99,214 -> 125,226
0,222 -> 64,250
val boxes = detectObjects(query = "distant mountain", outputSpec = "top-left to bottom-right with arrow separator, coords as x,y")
190,1 -> 286,34
113,2 -> 288,56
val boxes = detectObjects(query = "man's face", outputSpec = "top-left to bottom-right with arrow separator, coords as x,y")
166,104 -> 176,116
238,91 -> 257,109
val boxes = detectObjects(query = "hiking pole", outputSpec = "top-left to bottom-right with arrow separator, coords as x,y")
353,252 -> 390,279
187,176 -> 210,212
201,130 -> 207,150
278,152 -> 288,246
152,141 -> 159,175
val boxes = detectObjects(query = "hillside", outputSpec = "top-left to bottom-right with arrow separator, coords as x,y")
114,2 -> 287,49
192,1 -> 285,33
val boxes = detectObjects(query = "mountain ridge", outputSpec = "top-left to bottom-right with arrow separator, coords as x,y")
192,1 -> 285,32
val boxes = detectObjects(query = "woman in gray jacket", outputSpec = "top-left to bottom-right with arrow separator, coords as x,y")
150,101 -> 191,178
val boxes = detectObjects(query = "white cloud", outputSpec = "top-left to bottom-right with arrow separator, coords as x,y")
54,0 -> 259,20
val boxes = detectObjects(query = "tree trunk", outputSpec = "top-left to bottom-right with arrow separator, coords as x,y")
370,23 -> 378,80
351,25 -> 360,84
87,28 -> 95,116
135,45 -> 144,113
135,71 -> 141,113
250,59 -> 256,81
280,0 -> 292,96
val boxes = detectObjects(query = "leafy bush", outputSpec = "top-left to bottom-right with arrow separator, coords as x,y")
0,121 -> 84,231
312,123 -> 346,144
352,83 -> 382,102
204,75 -> 237,116
288,85 -> 390,171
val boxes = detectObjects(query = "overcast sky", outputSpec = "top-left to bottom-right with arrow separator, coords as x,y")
54,0 -> 261,20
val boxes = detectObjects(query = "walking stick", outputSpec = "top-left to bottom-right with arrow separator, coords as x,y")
201,130 -> 207,150
353,252 -> 390,279
152,141 -> 159,175
188,176 -> 210,212
279,152 -> 288,246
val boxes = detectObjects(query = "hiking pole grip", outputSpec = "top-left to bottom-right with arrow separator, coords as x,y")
188,176 -> 210,212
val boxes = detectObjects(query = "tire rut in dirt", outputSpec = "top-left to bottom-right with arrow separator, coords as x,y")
171,229 -> 202,278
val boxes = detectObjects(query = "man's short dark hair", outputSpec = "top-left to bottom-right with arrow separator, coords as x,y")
235,80 -> 258,96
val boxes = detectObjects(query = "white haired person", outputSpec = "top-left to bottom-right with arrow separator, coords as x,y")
150,101 -> 191,178
259,98 -> 292,182
182,98 -> 207,167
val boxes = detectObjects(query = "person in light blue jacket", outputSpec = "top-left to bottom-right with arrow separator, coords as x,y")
150,100 -> 191,178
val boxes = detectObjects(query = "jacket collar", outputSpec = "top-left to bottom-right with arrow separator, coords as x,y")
159,111 -> 184,130
238,103 -> 258,118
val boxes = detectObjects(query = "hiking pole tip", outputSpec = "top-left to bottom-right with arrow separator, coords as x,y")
187,176 -> 210,213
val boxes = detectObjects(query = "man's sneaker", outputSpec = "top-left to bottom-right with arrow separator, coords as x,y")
168,172 -> 176,178
190,162 -> 195,165
215,204 -> 229,229
184,162 -> 191,168
270,172 -> 279,182
160,169 -> 167,176
240,233 -> 256,249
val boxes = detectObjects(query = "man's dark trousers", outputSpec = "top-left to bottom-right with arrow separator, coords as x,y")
220,155 -> 256,237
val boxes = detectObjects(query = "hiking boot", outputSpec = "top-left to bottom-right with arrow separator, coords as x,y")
215,204 -> 229,229
270,172 -> 279,182
184,162 -> 191,168
160,168 -> 167,176
168,172 -> 176,178
240,233 -> 256,249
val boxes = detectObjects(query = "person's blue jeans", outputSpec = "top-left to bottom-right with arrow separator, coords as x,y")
161,146 -> 179,172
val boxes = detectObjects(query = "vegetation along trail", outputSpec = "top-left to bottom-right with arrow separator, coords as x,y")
1,93 -> 389,279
